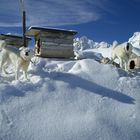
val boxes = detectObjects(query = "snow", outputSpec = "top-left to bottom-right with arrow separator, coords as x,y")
129,32 -> 140,48
132,47 -> 140,56
0,33 -> 140,140
73,36 -> 111,51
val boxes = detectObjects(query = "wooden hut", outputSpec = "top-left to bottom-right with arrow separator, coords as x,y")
26,26 -> 77,58
0,34 -> 31,48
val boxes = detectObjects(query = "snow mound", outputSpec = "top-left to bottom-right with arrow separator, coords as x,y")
74,50 -> 103,60
128,32 -> 140,48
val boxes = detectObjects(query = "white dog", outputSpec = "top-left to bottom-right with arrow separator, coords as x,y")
111,41 -> 133,71
0,40 -> 34,80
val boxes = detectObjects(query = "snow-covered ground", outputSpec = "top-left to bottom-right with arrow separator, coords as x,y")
0,32 -> 140,140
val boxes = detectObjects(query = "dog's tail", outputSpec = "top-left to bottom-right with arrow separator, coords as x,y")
0,40 -> 6,50
112,40 -> 118,50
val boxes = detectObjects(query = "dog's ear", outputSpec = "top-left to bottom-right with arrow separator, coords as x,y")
126,42 -> 133,52
126,43 -> 129,51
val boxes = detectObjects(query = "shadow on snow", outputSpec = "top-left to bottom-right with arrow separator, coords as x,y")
49,72 -> 135,104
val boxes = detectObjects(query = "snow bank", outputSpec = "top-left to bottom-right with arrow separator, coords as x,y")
128,32 -> 140,48
0,55 -> 140,140
0,32 -> 140,140
132,47 -> 140,56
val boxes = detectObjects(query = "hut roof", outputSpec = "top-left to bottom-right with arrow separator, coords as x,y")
26,26 -> 77,36
0,34 -> 31,47
0,34 -> 31,40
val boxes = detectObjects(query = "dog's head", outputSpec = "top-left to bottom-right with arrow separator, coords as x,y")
19,47 -> 34,61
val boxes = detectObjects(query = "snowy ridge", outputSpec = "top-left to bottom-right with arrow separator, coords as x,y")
74,32 -> 140,51
74,36 -> 111,51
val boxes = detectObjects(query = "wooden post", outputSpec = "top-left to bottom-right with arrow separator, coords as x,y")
19,0 -> 26,47
23,10 -> 26,47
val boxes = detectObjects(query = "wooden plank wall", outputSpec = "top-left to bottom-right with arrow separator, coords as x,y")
34,31 -> 75,58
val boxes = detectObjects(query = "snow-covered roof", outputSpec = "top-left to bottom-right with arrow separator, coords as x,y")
26,26 -> 77,36
0,34 -> 31,40
0,34 -> 31,47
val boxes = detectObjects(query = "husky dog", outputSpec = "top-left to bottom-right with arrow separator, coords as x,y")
111,41 -> 133,71
0,40 -> 34,80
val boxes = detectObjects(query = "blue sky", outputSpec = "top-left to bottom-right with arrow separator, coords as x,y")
0,0 -> 140,44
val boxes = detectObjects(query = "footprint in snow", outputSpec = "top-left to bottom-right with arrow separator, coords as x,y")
0,109 -> 13,127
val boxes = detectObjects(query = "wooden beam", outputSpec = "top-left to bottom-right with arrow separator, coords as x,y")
23,11 -> 26,47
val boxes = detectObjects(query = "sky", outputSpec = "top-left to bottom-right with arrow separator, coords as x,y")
0,0 -> 140,44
